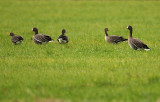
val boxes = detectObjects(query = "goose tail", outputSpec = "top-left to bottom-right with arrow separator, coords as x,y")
123,38 -> 128,42
49,40 -> 54,42
144,48 -> 150,51
144,44 -> 150,51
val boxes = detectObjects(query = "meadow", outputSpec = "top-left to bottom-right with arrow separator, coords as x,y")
0,0 -> 160,102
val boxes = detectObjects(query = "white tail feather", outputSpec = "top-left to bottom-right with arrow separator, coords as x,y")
144,49 -> 150,51
49,40 -> 53,42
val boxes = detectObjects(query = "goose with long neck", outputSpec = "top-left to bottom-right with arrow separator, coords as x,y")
104,28 -> 127,44
126,25 -> 150,50
128,26 -> 132,37
105,28 -> 109,36
32,27 -> 53,44
9,32 -> 24,45
57,29 -> 69,44
32,28 -> 38,35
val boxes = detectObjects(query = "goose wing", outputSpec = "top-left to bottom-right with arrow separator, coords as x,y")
33,34 -> 47,43
41,34 -> 53,42
131,38 -> 150,49
109,35 -> 125,43
11,36 -> 22,43
17,35 -> 24,41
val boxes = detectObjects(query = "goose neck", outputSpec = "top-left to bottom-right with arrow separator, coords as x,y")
105,31 -> 108,36
34,31 -> 38,35
129,29 -> 132,37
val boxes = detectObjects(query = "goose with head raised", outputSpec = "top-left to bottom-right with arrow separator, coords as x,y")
126,25 -> 150,50
57,29 -> 69,44
105,28 -> 127,44
32,27 -> 53,44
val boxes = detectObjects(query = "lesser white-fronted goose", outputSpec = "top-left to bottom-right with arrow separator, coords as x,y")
9,32 -> 24,45
105,28 -> 127,44
57,29 -> 69,44
32,27 -> 53,44
126,25 -> 150,50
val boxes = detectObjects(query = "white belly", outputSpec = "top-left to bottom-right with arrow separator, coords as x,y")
58,38 -> 67,43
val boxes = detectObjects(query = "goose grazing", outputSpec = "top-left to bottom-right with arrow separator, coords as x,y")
32,27 -> 53,44
126,25 -> 150,50
57,29 -> 69,44
9,32 -> 24,45
105,28 -> 127,44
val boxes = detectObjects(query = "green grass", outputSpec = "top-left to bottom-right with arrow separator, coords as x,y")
0,0 -> 160,102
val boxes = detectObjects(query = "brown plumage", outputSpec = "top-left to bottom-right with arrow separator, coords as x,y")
105,28 -> 127,44
57,29 -> 69,44
32,27 -> 53,44
126,25 -> 150,50
9,32 -> 24,45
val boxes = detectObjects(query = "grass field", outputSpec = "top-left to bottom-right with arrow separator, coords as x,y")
0,0 -> 160,102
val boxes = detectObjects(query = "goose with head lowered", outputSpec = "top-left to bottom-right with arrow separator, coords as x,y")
32,27 -> 53,44
9,32 -> 24,45
57,29 -> 69,44
105,28 -> 127,44
126,25 -> 150,50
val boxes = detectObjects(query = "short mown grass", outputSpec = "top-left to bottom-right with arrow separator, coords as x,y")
0,0 -> 160,102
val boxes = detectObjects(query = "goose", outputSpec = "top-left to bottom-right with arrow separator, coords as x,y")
57,29 -> 69,44
126,25 -> 150,50
9,32 -> 24,45
32,27 -> 53,44
105,28 -> 127,44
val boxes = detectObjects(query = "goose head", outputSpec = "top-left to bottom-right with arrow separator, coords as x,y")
126,25 -> 132,30
105,28 -> 109,36
105,28 -> 109,31
62,29 -> 66,35
9,32 -> 15,36
32,27 -> 38,34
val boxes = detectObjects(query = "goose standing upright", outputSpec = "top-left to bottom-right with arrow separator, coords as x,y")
105,28 -> 127,44
126,25 -> 150,50
9,32 -> 24,45
57,29 -> 69,44
32,27 -> 53,44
